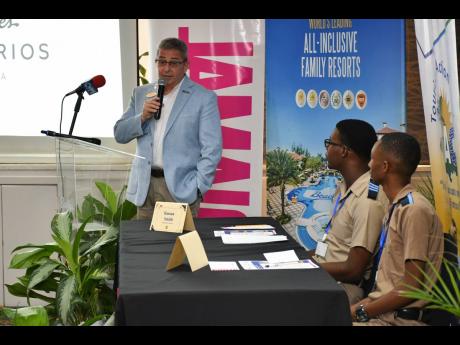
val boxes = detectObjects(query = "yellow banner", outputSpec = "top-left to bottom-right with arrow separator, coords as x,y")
415,19 -> 460,259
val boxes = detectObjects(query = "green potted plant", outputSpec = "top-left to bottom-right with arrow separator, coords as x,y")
4,181 -> 137,326
400,234 -> 459,325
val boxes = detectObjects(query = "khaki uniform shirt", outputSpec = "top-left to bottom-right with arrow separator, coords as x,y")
368,184 -> 444,309
314,171 -> 388,281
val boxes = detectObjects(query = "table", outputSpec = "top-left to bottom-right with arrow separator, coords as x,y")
115,217 -> 352,325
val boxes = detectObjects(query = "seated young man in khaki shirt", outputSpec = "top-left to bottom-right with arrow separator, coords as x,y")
312,119 -> 388,305
351,132 -> 444,326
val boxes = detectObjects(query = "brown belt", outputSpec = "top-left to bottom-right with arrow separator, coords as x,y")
151,168 -> 164,178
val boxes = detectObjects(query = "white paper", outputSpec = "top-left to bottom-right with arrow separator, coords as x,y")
221,224 -> 275,230
214,229 -> 277,237
221,235 -> 287,244
208,261 -> 240,271
263,250 -> 299,264
239,259 -> 319,270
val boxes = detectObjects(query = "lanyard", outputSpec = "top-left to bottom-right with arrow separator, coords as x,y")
375,202 -> 398,268
366,194 -> 413,294
323,191 -> 352,235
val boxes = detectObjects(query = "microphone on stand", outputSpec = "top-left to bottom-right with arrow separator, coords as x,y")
67,75 -> 106,135
65,75 -> 106,97
41,74 -> 106,145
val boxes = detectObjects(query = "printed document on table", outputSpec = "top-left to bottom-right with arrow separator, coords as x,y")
213,229 -> 277,237
263,250 -> 299,263
208,261 -> 240,271
220,224 -> 275,230
239,259 -> 319,270
221,234 -> 287,244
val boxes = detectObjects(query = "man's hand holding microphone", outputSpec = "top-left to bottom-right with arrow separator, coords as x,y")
141,79 -> 165,124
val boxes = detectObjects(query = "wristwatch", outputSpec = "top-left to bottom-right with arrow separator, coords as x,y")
355,304 -> 370,322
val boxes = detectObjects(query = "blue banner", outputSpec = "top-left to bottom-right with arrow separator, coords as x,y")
265,19 -> 405,249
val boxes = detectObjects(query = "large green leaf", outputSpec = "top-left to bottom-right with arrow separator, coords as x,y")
51,212 -> 73,243
95,181 -> 117,214
9,247 -> 54,269
51,212 -> 77,273
2,306 -> 49,326
27,259 -> 61,291
112,199 -> 137,227
72,216 -> 91,265
83,222 -> 111,232
121,200 -> 137,220
56,274 -> 78,325
5,282 -> 55,304
23,260 -> 54,279
79,195 -> 98,221
84,194 -> 113,224
88,195 -> 110,215
83,226 -> 118,256
12,242 -> 61,254
17,270 -> 59,294
33,275 -> 60,293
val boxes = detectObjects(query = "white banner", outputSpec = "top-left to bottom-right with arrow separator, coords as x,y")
143,19 -> 265,217
0,19 -> 124,137
415,19 -> 460,258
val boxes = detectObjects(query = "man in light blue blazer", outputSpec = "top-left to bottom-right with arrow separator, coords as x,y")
114,38 -> 222,218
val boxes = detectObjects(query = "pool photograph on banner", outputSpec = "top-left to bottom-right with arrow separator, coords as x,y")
265,19 -> 406,250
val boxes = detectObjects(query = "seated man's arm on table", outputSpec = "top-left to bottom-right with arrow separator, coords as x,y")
318,246 -> 372,283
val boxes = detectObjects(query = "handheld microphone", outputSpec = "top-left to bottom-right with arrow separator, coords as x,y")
65,75 -> 106,97
153,79 -> 166,120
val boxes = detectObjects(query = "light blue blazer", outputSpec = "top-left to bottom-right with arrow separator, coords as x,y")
114,75 -> 222,206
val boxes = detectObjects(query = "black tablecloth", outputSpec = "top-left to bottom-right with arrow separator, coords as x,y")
115,217 -> 352,326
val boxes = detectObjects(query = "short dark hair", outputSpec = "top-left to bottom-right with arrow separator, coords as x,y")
380,132 -> 421,177
157,38 -> 188,62
336,119 -> 377,162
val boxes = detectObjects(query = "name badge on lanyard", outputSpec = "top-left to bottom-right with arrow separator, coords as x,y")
315,241 -> 328,257
315,191 -> 350,257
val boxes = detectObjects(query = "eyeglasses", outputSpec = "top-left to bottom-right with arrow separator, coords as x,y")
155,59 -> 185,68
324,138 -> 344,149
